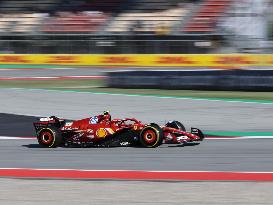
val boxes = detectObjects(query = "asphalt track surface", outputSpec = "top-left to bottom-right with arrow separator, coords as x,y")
0,66 -> 190,78
0,66 -> 104,77
0,66 -> 215,78
1,89 -> 273,172
1,88 -> 273,132
1,137 -> 273,172
1,179 -> 273,205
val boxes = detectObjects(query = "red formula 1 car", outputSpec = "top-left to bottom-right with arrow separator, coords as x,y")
33,111 -> 204,148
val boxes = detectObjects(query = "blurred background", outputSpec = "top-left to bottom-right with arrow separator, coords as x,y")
0,0 -> 272,54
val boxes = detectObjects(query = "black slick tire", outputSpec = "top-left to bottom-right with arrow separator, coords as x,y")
139,124 -> 163,148
166,121 -> 186,131
37,127 -> 63,148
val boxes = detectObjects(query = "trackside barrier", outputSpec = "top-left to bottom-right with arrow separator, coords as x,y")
0,54 -> 272,67
107,70 -> 273,91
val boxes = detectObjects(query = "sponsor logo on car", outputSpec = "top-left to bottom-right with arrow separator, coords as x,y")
89,116 -> 98,124
96,128 -> 107,138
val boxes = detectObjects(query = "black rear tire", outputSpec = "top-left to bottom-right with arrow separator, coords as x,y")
139,124 -> 163,148
37,127 -> 63,148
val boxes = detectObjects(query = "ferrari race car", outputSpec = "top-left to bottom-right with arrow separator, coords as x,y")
33,111 -> 204,148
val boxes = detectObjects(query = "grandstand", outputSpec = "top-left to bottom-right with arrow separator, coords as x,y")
0,0 -> 271,54
0,0 -> 229,34
106,0 -> 189,34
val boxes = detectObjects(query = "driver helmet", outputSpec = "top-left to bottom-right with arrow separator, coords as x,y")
103,110 -> 111,121
103,110 -> 110,115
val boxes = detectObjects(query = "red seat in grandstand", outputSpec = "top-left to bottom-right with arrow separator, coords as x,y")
42,12 -> 108,33
183,0 -> 233,33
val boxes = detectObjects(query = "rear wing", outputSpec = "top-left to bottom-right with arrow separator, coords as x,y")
33,116 -> 65,132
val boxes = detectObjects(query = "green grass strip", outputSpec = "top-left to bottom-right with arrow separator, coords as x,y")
7,87 -> 273,104
47,88 -> 273,104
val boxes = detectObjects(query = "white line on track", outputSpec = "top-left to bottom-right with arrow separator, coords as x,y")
0,136 -> 34,140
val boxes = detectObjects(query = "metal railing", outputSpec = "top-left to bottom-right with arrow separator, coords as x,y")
0,34 -> 224,54
0,34 -> 271,54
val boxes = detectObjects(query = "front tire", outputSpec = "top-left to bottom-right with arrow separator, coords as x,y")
37,127 -> 63,148
139,124 -> 163,148
165,120 -> 186,131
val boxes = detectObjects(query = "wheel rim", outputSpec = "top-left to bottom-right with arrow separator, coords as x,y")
40,131 -> 53,144
143,130 -> 157,144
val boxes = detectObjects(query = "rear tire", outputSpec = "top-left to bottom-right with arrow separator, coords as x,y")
37,127 -> 63,148
139,124 -> 163,148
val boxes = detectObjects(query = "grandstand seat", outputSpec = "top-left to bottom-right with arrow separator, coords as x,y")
105,0 -> 190,33
42,12 -> 108,33
183,0 -> 233,33
0,13 -> 47,33
0,0 -> 60,33
106,7 -> 187,33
